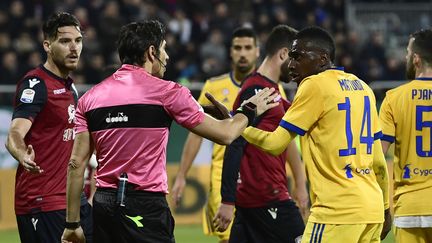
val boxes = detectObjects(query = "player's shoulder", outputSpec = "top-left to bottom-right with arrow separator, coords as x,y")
384,81 -> 414,98
207,73 -> 230,83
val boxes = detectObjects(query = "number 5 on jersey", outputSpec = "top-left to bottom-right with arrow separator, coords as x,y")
416,106 -> 432,157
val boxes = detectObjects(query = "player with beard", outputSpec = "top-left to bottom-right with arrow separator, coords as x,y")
213,25 -> 307,243
380,29 -> 432,243
5,12 -> 93,243
171,27 -> 260,243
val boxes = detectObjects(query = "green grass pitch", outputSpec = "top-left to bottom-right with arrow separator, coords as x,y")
0,225 -> 395,243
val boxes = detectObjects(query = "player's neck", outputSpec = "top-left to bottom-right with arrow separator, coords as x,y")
44,59 -> 70,79
233,68 -> 254,84
256,58 -> 279,84
415,68 -> 432,78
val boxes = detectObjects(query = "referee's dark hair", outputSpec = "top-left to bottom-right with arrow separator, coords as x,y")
117,20 -> 166,66
231,27 -> 258,46
42,12 -> 81,40
410,29 -> 432,66
295,26 -> 336,63
265,25 -> 297,58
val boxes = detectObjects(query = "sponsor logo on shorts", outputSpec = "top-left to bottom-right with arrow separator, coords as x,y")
268,208 -> 277,220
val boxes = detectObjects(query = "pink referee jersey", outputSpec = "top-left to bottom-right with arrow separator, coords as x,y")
75,64 -> 205,193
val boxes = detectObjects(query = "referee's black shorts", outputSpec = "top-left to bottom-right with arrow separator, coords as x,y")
93,187 -> 175,243
229,200 -> 304,243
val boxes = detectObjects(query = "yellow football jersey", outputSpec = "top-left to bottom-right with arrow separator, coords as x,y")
242,68 -> 387,224
283,69 -> 385,224
379,78 -> 432,217
197,72 -> 241,172
197,72 -> 287,181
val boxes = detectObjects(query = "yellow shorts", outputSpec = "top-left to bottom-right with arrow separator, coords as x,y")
202,182 -> 233,241
301,222 -> 382,243
395,227 -> 432,243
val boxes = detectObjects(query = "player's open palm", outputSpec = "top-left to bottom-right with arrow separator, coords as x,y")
61,227 -> 85,243
203,92 -> 231,119
21,145 -> 43,174
213,203 -> 234,232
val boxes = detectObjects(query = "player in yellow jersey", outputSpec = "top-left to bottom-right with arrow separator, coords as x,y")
240,26 -> 391,243
171,27 -> 260,242
379,29 -> 432,243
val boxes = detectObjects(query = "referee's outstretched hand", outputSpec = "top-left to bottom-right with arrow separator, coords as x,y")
61,227 -> 85,243
202,92 -> 231,120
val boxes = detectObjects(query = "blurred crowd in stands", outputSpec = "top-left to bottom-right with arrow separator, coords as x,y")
0,0 -> 407,86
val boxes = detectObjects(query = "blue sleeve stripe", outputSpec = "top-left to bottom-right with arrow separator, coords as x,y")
374,131 -> 383,140
279,120 -> 306,136
381,134 -> 395,143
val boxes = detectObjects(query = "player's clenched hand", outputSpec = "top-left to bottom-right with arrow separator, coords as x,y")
242,87 -> 280,116
213,203 -> 235,232
171,174 -> 186,207
381,209 -> 392,240
61,227 -> 85,243
202,92 -> 231,119
20,145 -> 43,174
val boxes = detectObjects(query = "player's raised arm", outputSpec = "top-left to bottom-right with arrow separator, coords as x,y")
191,87 -> 279,145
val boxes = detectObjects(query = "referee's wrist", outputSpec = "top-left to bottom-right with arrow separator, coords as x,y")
65,221 -> 81,229
235,102 -> 257,126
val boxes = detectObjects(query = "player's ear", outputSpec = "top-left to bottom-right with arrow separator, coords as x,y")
43,40 -> 51,53
413,53 -> 421,67
147,45 -> 157,62
279,47 -> 289,62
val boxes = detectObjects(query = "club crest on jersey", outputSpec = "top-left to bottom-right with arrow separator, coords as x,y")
28,78 -> 40,88
68,104 -> 76,124
20,89 -> 35,103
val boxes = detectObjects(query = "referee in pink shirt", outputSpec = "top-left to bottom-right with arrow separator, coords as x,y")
61,20 -> 278,243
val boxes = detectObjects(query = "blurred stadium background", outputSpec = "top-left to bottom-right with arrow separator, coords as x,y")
0,0 -> 431,242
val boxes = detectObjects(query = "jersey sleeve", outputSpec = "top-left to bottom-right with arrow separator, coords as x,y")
379,94 -> 395,143
220,84 -> 266,204
165,84 -> 205,129
12,76 -> 48,121
280,77 -> 324,135
197,80 -> 212,106
75,96 -> 89,134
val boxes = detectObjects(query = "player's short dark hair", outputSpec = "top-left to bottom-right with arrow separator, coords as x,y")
117,20 -> 166,66
410,29 -> 432,65
42,12 -> 81,40
231,27 -> 258,46
265,25 -> 298,57
295,26 -> 336,62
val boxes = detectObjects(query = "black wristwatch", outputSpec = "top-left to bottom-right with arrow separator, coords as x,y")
235,102 -> 257,126
65,221 -> 80,229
